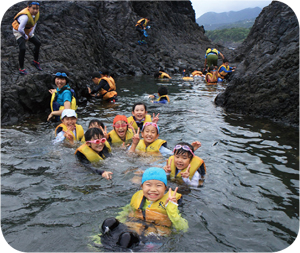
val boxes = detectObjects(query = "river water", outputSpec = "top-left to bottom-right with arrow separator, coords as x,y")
1,75 -> 299,252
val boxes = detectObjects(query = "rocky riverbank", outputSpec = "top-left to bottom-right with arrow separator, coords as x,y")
215,1 -> 299,128
2,0 -> 222,125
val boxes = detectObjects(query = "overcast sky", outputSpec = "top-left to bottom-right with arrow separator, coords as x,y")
190,0 -> 296,18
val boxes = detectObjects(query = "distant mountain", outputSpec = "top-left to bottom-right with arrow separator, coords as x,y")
196,7 -> 261,30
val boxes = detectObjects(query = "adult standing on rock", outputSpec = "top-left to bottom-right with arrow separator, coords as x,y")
88,69 -> 118,103
135,17 -> 150,45
12,1 -> 42,75
204,47 -> 224,71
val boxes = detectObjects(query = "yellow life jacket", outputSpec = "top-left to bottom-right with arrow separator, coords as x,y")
136,18 -> 148,27
12,8 -> 40,36
136,139 -> 166,154
55,123 -> 85,142
159,72 -> 171,79
74,142 -> 112,163
127,114 -> 152,131
205,48 -> 218,56
107,129 -> 134,144
98,76 -> 117,100
182,76 -> 194,81
129,190 -> 182,227
168,155 -> 206,180
50,89 -> 77,112
191,71 -> 203,76
218,64 -> 230,79
157,95 -> 170,103
205,72 -> 217,84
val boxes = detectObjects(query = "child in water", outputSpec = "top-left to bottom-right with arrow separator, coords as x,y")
53,109 -> 85,144
107,115 -> 134,145
149,86 -> 170,104
164,142 -> 206,187
75,128 -> 113,180
98,167 -> 188,249
88,119 -> 108,139
128,122 -> 172,156
127,102 -> 159,131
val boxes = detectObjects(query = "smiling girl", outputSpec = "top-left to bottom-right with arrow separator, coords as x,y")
107,115 -> 134,145
128,122 -> 172,156
47,70 -> 77,121
164,142 -> 206,187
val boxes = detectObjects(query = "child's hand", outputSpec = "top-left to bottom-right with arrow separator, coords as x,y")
100,125 -> 108,139
166,187 -> 178,205
48,89 -> 56,94
64,130 -> 74,144
102,171 -> 113,180
191,141 -> 201,151
47,112 -> 53,121
163,158 -> 172,173
152,113 -> 159,124
148,95 -> 155,99
132,127 -> 140,145
180,164 -> 191,178
128,121 -> 135,131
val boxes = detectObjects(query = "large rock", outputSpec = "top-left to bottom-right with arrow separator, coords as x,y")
215,1 -> 299,127
2,1 -> 222,125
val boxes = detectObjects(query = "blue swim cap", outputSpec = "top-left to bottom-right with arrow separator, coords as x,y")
142,167 -> 167,186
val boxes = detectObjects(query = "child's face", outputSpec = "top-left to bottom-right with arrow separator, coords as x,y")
61,116 -> 77,131
174,152 -> 192,170
142,180 -> 167,202
114,120 -> 128,139
55,77 -> 67,89
141,125 -> 159,145
28,5 -> 39,16
87,135 -> 105,153
132,105 -> 147,121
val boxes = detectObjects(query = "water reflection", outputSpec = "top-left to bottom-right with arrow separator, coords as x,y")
1,75 -> 299,252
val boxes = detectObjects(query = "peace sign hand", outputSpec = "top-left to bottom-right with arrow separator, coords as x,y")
128,121 -> 135,131
100,126 -> 108,139
152,113 -> 159,124
131,127 -> 140,145
180,164 -> 191,179
163,158 -> 172,173
166,187 -> 178,205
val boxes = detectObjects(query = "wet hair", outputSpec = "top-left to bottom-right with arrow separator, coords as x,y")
173,142 -> 194,159
132,102 -> 147,112
208,65 -> 215,72
158,86 -> 168,96
88,119 -> 105,129
223,58 -> 229,63
154,72 -> 160,78
84,128 -> 104,142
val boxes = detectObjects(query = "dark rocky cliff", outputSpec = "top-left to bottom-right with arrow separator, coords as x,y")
1,0 -> 217,125
215,1 -> 299,127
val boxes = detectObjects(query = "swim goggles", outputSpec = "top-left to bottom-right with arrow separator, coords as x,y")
86,138 -> 106,144
142,122 -> 160,133
113,123 -> 128,128
173,145 -> 195,156
30,2 -> 40,6
54,72 -> 68,77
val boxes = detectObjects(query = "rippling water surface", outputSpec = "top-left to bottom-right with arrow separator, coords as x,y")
1,75 -> 299,252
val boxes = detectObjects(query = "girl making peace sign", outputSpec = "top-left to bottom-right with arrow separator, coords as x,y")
164,142 -> 206,187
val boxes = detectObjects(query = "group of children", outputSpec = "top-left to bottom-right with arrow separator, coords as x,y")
53,100 -> 207,248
